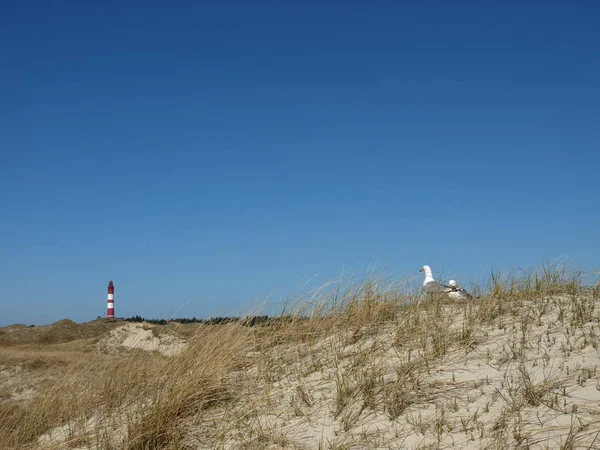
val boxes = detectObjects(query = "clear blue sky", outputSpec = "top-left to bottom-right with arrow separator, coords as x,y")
1,1 -> 599,326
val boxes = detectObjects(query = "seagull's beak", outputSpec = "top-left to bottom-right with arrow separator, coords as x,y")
419,268 -> 424,272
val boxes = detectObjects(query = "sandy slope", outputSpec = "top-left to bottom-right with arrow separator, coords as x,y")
183,296 -> 600,449
28,293 -> 600,449
97,322 -> 186,356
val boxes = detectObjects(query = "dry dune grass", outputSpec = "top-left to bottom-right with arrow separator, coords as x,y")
1,264 -> 600,449
0,319 -> 124,347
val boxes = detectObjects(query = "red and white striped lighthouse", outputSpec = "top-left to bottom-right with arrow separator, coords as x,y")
107,280 -> 115,318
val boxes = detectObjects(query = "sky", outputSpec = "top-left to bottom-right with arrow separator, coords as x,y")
1,1 -> 599,326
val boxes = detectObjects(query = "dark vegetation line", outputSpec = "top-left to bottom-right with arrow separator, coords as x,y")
122,315 -> 297,327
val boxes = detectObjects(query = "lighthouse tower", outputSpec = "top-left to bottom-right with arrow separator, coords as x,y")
107,280 -> 115,318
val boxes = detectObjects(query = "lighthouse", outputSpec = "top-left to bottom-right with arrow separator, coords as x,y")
107,280 -> 115,318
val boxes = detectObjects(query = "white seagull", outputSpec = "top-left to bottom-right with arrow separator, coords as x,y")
447,279 -> 473,300
419,265 -> 451,294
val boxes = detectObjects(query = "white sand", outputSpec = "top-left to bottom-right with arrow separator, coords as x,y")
97,323 -> 186,356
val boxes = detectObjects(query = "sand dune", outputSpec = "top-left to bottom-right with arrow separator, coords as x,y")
2,271 -> 600,449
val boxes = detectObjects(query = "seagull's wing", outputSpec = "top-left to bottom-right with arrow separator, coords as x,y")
424,280 -> 452,294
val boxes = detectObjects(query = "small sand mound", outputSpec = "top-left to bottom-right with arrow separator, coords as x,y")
51,319 -> 77,327
97,323 -> 186,356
